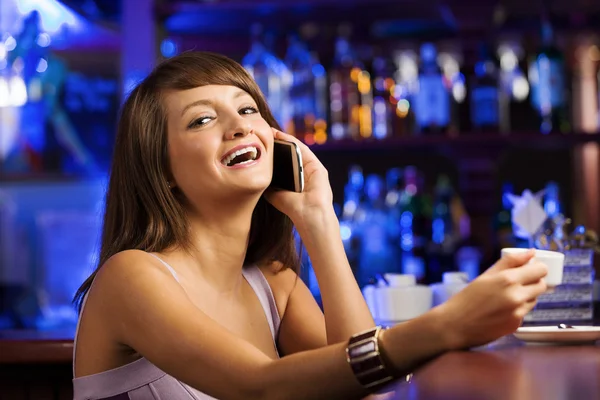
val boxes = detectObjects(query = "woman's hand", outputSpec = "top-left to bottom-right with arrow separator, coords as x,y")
437,249 -> 548,350
264,128 -> 334,231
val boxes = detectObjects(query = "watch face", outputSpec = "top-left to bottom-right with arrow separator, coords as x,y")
348,340 -> 377,358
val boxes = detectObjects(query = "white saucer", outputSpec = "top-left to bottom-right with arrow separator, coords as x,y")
514,326 -> 600,344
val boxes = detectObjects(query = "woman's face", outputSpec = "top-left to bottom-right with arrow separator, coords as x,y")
164,85 -> 274,210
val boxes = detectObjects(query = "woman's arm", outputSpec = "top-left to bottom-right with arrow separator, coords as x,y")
91,250 -> 450,400
265,128 -> 375,344
295,209 -> 375,344
94,249 -> 546,400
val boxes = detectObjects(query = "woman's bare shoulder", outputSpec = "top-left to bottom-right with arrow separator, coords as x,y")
88,249 -> 181,314
95,249 -> 171,285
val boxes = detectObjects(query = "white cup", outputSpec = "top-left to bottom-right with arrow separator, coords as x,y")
501,248 -> 565,287
374,274 -> 433,324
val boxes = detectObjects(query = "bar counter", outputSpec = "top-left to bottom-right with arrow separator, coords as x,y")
1,330 -> 599,399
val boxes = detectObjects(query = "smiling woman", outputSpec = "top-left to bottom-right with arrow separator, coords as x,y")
70,51 -> 549,400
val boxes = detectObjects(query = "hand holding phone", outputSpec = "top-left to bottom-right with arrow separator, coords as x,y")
264,129 -> 335,229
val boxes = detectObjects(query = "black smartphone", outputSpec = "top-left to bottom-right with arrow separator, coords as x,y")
270,139 -> 304,193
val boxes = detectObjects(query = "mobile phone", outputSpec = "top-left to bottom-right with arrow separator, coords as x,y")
270,139 -> 304,193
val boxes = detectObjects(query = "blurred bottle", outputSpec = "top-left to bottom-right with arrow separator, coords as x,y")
329,25 -> 363,141
494,182 -> 516,251
242,24 -> 292,129
431,175 -> 454,248
428,175 -> 465,282
393,50 -> 419,136
340,165 -> 365,270
471,43 -> 501,132
413,43 -> 450,135
541,181 -> 568,251
284,34 -> 328,145
356,174 -> 398,287
543,181 -> 561,219
528,16 -> 570,134
399,166 -> 431,282
385,168 -> 404,273
496,42 -> 537,132
371,50 -> 398,140
385,167 -> 404,214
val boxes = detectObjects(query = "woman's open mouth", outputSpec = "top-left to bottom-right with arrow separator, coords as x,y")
220,145 -> 261,167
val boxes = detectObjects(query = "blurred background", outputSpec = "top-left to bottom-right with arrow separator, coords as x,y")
0,0 -> 599,334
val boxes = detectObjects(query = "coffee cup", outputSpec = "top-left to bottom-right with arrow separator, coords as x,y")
501,248 -> 565,288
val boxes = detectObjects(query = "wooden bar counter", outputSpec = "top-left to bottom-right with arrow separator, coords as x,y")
0,330 -> 74,400
387,336 -> 600,400
1,331 -> 599,399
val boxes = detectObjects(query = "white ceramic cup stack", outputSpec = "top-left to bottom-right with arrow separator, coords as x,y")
373,273 -> 433,326
431,272 -> 469,306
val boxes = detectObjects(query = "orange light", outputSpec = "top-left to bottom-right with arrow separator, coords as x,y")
314,119 -> 327,131
350,67 -> 361,82
359,105 -> 372,138
351,105 -> 360,124
396,108 -> 408,118
384,78 -> 395,90
304,113 -> 316,127
396,99 -> 410,118
358,71 -> 371,94
314,130 -> 327,144
304,133 -> 316,145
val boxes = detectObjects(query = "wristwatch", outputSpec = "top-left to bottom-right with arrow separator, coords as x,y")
346,326 -> 395,391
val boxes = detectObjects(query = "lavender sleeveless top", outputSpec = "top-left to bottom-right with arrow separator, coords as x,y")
72,254 -> 281,400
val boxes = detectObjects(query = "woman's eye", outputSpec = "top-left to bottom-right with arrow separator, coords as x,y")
189,116 -> 212,128
240,106 -> 258,115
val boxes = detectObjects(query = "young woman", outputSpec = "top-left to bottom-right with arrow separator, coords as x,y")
72,52 -> 547,400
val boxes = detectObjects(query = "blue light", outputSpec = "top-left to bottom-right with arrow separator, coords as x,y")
374,124 -> 386,139
400,211 -> 413,228
545,200 -> 557,217
340,223 -> 352,241
36,58 -> 48,73
475,62 -> 486,77
14,0 -> 80,33
401,233 -> 414,251
36,33 -> 51,47
541,120 -> 552,134
432,218 -> 445,244
5,36 -> 17,52
312,63 -> 325,77
160,39 -> 178,58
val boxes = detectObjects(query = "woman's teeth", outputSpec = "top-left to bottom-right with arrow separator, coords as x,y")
222,146 -> 258,166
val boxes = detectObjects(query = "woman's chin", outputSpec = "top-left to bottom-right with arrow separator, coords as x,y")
234,181 -> 271,197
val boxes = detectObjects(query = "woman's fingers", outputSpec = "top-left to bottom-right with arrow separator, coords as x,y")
506,261 -> 548,286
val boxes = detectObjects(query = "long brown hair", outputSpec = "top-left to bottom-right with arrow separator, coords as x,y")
74,52 -> 299,311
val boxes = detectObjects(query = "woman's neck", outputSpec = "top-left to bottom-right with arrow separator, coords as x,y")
181,198 -> 257,293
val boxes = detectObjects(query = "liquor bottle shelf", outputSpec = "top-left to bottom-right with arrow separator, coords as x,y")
309,132 -> 600,153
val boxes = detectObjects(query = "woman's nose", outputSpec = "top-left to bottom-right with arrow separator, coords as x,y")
225,118 -> 253,140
